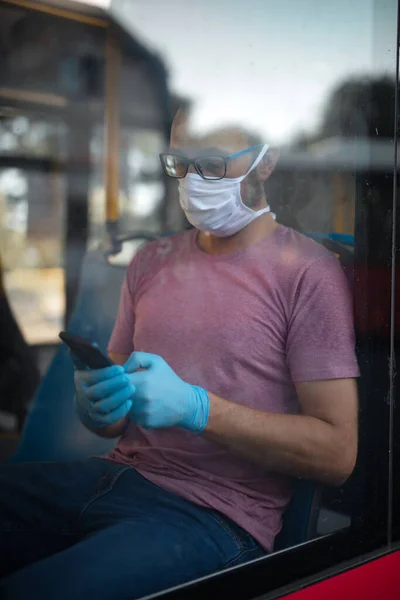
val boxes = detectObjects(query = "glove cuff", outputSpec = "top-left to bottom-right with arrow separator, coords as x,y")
181,386 -> 210,434
74,394 -> 107,430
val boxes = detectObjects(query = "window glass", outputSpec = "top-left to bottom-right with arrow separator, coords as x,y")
109,50 -> 172,259
0,5 -> 105,347
0,0 -> 397,598
0,114 -> 66,345
110,0 -> 397,550
0,4 -> 105,100
111,0 -> 396,590
118,127 -> 165,230
87,124 -> 107,251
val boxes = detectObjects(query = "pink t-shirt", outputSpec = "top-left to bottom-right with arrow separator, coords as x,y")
107,225 -> 359,551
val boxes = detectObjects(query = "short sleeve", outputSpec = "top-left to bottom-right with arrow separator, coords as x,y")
108,264 -> 136,356
287,255 -> 360,382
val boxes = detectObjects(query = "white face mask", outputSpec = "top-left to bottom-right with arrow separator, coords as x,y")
178,144 -> 274,237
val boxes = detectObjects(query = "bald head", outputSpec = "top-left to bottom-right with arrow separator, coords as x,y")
170,108 -> 191,147
169,110 -> 279,208
171,110 -> 259,153
198,127 -> 261,154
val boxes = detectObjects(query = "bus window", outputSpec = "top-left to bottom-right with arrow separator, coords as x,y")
0,3 -> 106,349
0,0 -> 397,599
118,128 -> 165,231
0,113 -> 67,345
107,0 -> 396,595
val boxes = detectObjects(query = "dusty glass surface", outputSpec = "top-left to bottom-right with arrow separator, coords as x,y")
0,1 -> 397,598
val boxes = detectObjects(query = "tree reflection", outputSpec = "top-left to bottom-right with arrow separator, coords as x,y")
267,74 -> 396,251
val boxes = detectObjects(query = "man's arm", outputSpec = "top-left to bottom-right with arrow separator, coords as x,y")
202,254 -> 358,485
203,377 -> 358,485
123,352 -> 358,485
81,352 -> 130,439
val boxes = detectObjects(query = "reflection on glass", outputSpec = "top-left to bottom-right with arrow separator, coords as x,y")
0,0 -> 397,598
106,239 -> 151,267
113,0 -> 395,142
0,163 -> 65,344
119,129 -> 165,228
0,115 -> 67,158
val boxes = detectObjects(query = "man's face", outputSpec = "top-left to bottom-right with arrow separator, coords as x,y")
169,114 -> 271,209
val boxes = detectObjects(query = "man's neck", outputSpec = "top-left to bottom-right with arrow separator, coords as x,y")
197,213 -> 278,256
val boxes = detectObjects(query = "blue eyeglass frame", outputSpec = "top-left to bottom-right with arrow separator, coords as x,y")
159,144 -> 264,180
226,144 -> 264,159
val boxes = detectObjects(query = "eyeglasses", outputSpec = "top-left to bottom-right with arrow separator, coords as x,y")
159,144 -> 263,181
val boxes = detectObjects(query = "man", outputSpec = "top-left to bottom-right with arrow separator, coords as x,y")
0,111 -> 359,600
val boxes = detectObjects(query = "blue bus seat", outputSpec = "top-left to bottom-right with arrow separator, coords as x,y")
305,232 -> 354,247
12,249 -> 126,462
274,480 -> 320,550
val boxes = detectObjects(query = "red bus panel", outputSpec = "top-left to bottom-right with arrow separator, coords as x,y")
283,551 -> 400,600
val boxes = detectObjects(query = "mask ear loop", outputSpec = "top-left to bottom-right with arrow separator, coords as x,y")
239,144 -> 270,182
239,143 -> 276,220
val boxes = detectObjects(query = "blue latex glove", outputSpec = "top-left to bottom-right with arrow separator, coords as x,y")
73,355 -> 135,429
124,352 -> 210,433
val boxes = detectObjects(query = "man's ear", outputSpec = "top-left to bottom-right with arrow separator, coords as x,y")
170,108 -> 189,147
258,147 -> 280,182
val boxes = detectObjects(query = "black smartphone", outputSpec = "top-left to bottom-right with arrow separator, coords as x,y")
59,331 -> 114,369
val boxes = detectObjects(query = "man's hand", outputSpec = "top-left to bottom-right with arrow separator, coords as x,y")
124,352 -> 210,433
74,363 -> 134,431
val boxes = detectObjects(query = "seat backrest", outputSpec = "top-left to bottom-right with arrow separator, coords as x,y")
274,480 -> 320,550
12,249 -> 126,462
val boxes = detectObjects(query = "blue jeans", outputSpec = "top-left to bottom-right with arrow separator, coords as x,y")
0,458 -> 264,599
